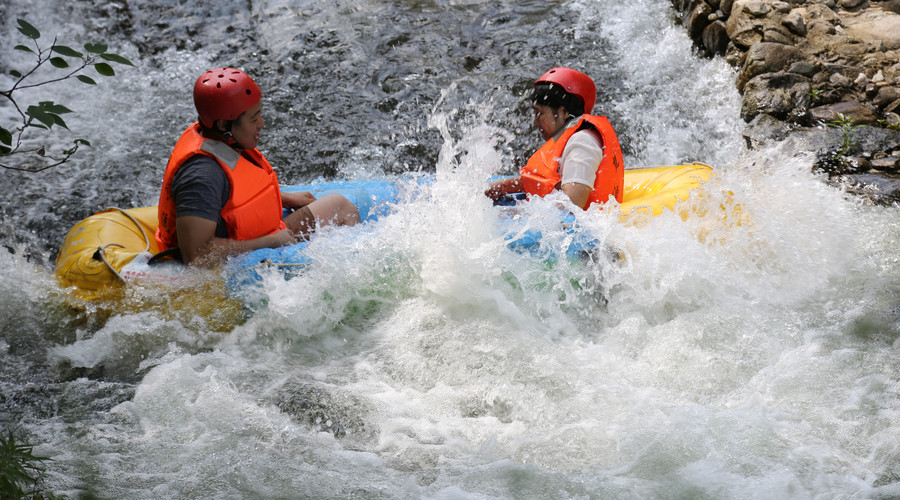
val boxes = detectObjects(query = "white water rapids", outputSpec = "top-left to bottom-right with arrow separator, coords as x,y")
2,0 -> 900,498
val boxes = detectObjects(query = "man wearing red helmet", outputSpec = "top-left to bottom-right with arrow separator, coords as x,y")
485,67 -> 624,209
156,68 -> 360,266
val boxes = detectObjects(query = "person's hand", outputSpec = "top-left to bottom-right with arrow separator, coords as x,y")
282,191 -> 316,209
268,228 -> 299,247
484,180 -> 507,200
485,176 -> 520,201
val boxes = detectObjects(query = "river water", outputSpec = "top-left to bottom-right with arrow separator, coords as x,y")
2,0 -> 900,498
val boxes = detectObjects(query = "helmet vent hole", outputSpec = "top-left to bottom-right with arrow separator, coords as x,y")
216,83 -> 222,88
245,89 -> 251,95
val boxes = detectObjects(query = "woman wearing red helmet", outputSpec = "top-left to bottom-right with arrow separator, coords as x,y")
485,67 -> 624,209
155,68 -> 360,267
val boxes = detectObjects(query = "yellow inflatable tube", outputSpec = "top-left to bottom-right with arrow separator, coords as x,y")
55,164 -> 719,299
56,206 -> 161,300
620,163 -> 713,218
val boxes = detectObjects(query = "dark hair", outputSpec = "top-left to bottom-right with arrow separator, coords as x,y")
530,83 -> 585,116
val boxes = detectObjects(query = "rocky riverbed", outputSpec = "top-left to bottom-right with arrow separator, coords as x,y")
670,0 -> 900,203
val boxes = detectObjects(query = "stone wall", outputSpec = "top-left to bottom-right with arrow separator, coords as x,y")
671,0 -> 900,203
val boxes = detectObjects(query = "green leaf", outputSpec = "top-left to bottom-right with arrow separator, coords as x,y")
84,43 -> 108,54
76,75 -> 97,85
0,126 -> 12,146
0,145 -> 10,155
14,44 -> 34,53
94,62 -> 115,76
75,138 -> 91,147
49,57 -> 69,68
52,45 -> 84,58
39,102 -> 73,114
100,53 -> 135,67
52,114 -> 69,130
16,19 -> 41,40
26,105 -> 56,129
10,70 -> 23,78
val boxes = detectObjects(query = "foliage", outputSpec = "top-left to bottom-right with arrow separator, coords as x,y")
806,87 -> 823,102
877,118 -> 900,131
827,112 -> 862,162
1,18 -> 134,172
0,430 -> 65,499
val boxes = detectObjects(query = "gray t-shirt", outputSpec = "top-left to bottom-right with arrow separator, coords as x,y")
171,154 -> 230,238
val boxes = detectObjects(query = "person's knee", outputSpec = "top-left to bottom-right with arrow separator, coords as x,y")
326,193 -> 360,224
342,197 -> 360,224
316,193 -> 359,225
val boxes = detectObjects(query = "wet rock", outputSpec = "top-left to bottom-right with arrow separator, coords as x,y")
807,19 -> 838,35
844,9 -> 900,50
686,0 -> 715,39
842,173 -> 900,203
852,124 -> 900,152
834,42 -> 870,59
840,0 -> 867,10
742,113 -> 796,148
789,60 -> 820,76
703,20 -> 731,55
874,86 -> 900,108
773,2 -> 792,14
870,156 -> 900,171
763,25 -> 796,44
882,0 -> 900,14
806,3 -> 841,27
670,0 -> 900,203
809,100 -> 878,124
830,72 -> 853,88
726,2 -> 796,48
275,382 -> 376,441
738,42 -> 803,90
744,0 -> 773,17
783,9 -> 809,35
741,72 -> 812,121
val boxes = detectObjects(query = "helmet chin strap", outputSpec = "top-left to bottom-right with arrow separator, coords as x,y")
217,123 -> 245,150
222,130 -> 241,148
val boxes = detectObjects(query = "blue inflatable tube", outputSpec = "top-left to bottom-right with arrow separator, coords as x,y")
225,178 -> 410,301
224,176 -> 605,303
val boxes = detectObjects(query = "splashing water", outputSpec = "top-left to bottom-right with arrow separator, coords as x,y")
2,0 -> 900,498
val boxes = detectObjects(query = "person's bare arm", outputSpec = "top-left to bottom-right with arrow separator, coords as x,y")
560,182 -> 592,209
176,215 -> 296,267
281,190 -> 316,209
485,176 -> 523,200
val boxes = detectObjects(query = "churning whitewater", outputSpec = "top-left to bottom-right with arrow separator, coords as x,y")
2,0 -> 900,498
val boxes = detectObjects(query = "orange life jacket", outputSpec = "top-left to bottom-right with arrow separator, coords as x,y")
155,122 -> 286,250
519,114 -> 624,208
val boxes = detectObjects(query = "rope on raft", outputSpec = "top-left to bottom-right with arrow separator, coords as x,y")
96,207 -> 151,282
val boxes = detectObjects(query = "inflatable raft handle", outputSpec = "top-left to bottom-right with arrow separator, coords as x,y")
147,247 -> 183,265
94,207 -> 154,282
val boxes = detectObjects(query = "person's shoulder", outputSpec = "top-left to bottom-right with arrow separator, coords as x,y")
176,155 -> 225,180
569,128 -> 602,149
181,153 -> 220,170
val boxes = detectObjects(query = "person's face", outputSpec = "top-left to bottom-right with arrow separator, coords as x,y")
532,103 -> 568,141
230,100 -> 265,149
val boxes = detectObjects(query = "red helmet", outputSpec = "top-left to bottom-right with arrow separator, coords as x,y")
535,67 -> 596,114
193,68 -> 262,128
